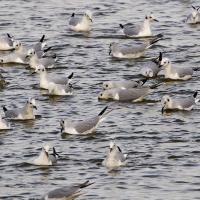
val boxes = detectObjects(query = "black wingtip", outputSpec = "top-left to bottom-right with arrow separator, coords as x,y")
40,35 -> 45,43
80,180 -> 94,189
98,106 -> 108,116
43,46 -> 52,53
119,24 -> 123,29
159,52 -> 162,61
71,13 -> 75,17
2,106 -> 7,112
193,91 -> 198,98
7,33 -> 11,38
68,72 -> 73,79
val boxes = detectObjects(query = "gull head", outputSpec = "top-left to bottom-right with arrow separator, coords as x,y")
27,97 -> 37,110
145,14 -> 159,22
13,40 -> 22,49
84,10 -> 93,22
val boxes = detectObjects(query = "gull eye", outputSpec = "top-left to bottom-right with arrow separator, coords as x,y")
105,84 -> 108,88
167,98 -> 170,102
100,93 -> 103,96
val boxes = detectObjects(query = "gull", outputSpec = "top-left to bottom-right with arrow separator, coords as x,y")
3,98 -> 37,120
186,6 -> 200,24
0,40 -> 30,64
109,37 -> 161,59
0,115 -> 10,130
34,65 -> 73,90
42,180 -> 93,200
98,84 -> 158,102
161,91 -> 199,113
60,106 -> 112,135
27,49 -> 56,69
140,52 -> 162,77
69,10 -> 93,32
28,145 -> 59,166
159,53 -> 194,80
119,14 -> 159,37
102,141 -> 128,169
0,33 -> 15,51
48,82 -> 73,96
102,78 -> 147,90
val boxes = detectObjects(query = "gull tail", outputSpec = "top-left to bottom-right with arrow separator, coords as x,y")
79,180 -> 94,189
149,83 -> 162,89
43,46 -> 52,53
146,36 -> 163,49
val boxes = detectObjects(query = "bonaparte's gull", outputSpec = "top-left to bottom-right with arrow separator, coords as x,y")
69,10 -> 93,32
0,33 -> 15,51
48,82 -> 73,96
119,14 -> 159,37
186,6 -> 200,24
3,98 -> 37,120
60,106 -> 112,135
140,52 -> 162,77
102,141 -> 128,169
34,65 -> 73,90
0,115 -> 10,130
0,41 -> 29,64
27,49 -> 56,69
159,53 -> 194,80
102,78 -> 147,90
98,85 -> 157,102
42,180 -> 93,200
161,91 -> 199,113
109,37 -> 161,59
30,144 -> 59,166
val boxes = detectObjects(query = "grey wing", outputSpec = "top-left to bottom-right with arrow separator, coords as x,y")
69,16 -> 81,26
186,14 -> 193,23
123,23 -> 140,36
117,81 -> 139,88
4,109 -> 20,118
40,57 -> 55,67
176,67 -> 193,77
175,98 -> 195,108
120,44 -> 146,55
0,36 -> 13,46
47,186 -> 79,198
52,76 -> 69,85
118,88 -> 149,101
74,117 -> 99,133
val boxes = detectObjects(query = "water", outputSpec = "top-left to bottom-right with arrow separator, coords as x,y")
0,0 -> 200,199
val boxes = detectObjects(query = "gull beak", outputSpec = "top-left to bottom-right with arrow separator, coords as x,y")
90,18 -> 93,22
109,48 -> 111,55
25,55 -> 30,59
33,105 -> 37,110
110,148 -> 113,152
154,19 -> 159,22
161,106 -> 165,114
60,126 -> 63,133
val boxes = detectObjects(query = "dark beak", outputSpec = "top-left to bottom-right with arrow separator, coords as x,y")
161,106 -> 165,114
60,126 -> 63,133
31,71 -> 36,75
25,55 -> 29,59
110,148 -> 113,152
154,19 -> 159,22
33,105 -> 37,110
90,18 -> 93,22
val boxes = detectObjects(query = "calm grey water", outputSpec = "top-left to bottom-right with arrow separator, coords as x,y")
1,0 -> 200,199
